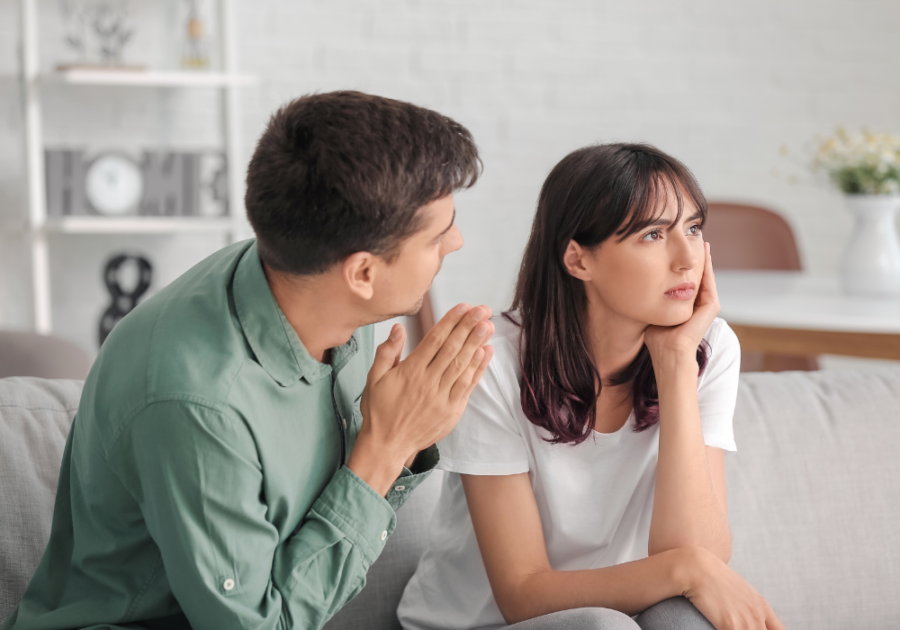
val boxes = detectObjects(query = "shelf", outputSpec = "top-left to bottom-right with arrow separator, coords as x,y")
40,69 -> 256,88
43,216 -> 234,234
19,0 -> 249,334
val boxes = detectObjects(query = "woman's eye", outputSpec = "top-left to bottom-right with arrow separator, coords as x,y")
642,230 -> 663,242
688,224 -> 702,236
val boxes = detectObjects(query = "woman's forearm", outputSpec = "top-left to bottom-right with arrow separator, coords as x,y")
650,359 -> 731,561
500,548 -> 699,623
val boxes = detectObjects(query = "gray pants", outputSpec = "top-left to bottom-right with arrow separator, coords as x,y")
505,597 -> 714,630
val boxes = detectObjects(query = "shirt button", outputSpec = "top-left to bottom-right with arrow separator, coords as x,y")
223,578 -> 235,591
380,530 -> 387,541
394,485 -> 406,492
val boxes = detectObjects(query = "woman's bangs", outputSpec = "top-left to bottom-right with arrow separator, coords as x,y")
614,167 -> 706,242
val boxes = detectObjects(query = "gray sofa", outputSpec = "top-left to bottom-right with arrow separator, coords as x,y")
2,369 -> 900,630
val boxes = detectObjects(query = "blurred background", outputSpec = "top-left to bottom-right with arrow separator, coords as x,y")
2,0 -> 900,372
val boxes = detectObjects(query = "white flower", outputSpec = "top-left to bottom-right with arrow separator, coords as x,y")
810,127 -> 900,195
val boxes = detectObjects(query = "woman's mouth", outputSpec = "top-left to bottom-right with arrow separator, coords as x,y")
664,282 -> 696,300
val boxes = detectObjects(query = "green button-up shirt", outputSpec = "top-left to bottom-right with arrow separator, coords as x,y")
4,239 -> 437,630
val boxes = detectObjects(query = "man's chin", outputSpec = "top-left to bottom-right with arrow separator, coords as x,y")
396,295 -> 425,319
376,295 -> 425,323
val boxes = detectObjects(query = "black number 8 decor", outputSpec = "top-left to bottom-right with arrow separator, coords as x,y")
99,253 -> 153,347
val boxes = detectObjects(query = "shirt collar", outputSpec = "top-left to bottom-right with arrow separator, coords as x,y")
232,240 -> 359,386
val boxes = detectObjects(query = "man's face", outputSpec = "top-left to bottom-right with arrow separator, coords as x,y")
370,194 -> 463,320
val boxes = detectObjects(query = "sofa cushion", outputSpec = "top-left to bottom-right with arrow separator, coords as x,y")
727,367 -> 900,630
4,368 -> 900,630
0,377 -> 82,624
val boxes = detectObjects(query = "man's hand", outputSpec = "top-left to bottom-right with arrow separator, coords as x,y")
347,304 -> 495,496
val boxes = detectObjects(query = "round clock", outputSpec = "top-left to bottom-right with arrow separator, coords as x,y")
85,152 -> 144,216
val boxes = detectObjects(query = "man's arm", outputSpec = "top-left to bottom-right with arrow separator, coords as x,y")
116,400 -> 397,630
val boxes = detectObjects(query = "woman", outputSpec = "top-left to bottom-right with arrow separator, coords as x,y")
397,144 -> 784,630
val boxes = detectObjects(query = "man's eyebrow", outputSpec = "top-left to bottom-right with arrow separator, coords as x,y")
437,208 -> 456,237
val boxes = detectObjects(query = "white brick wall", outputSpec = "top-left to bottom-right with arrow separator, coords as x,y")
2,0 -> 900,359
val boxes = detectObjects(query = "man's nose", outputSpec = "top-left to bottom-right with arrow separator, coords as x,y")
445,225 -> 464,253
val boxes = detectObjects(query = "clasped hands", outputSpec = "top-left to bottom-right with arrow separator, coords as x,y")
347,304 -> 495,496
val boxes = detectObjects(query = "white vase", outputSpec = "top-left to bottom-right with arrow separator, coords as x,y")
840,194 -> 900,296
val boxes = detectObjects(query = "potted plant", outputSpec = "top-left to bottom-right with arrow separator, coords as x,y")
814,128 -> 900,296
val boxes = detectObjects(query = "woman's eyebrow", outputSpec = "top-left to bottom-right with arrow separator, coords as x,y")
649,209 -> 704,230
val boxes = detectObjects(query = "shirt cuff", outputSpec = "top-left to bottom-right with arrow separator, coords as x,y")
385,444 -> 440,511
309,465 -> 397,566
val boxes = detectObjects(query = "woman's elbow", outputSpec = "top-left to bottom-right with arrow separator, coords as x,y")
492,573 -> 548,625
494,589 -> 537,625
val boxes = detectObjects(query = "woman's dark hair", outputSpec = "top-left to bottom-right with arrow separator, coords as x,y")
245,91 -> 481,275
508,143 -> 710,445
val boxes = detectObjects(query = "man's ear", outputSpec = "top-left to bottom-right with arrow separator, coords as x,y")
342,251 -> 377,300
563,240 -> 593,281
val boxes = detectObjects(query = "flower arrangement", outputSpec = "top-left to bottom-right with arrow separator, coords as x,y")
813,128 -> 900,195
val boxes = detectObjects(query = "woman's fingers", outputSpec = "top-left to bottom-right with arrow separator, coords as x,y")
698,241 -> 720,308
682,242 -> 720,336
765,602 -> 787,630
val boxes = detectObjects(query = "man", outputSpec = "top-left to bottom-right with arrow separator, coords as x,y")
4,91 -> 494,630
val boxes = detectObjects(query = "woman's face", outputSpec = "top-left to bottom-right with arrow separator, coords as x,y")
570,186 -> 706,328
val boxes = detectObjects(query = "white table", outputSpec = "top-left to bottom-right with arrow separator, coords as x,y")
715,271 -> 900,360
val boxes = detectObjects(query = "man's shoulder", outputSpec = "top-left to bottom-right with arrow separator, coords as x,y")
80,241 -> 256,447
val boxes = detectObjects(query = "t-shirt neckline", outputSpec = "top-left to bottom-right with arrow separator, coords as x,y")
587,410 -> 635,448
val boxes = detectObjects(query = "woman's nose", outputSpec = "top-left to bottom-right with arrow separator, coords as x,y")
671,232 -> 701,271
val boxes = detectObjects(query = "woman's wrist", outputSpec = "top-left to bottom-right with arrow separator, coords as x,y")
668,547 -> 715,597
652,351 -> 701,385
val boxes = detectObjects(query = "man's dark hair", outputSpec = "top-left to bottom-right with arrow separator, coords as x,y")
245,91 -> 482,275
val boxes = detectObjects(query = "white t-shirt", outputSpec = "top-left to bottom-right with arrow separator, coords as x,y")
398,316 -> 741,630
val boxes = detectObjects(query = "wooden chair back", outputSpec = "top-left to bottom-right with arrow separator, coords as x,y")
702,202 -> 802,270
703,202 -> 816,372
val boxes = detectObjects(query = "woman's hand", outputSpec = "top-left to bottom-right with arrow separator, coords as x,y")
681,547 -> 785,630
644,241 -> 721,366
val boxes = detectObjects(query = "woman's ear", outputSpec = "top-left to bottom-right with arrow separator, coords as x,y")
342,252 -> 376,300
563,240 -> 593,281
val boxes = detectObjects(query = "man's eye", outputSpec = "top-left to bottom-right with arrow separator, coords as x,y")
688,225 -> 702,236
642,230 -> 663,241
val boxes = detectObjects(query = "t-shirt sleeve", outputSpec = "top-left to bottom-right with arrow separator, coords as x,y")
697,318 -> 741,452
437,354 -> 530,476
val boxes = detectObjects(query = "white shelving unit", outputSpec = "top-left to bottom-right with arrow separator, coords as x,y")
45,68 -> 256,87
44,216 -> 235,234
19,0 -> 253,334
